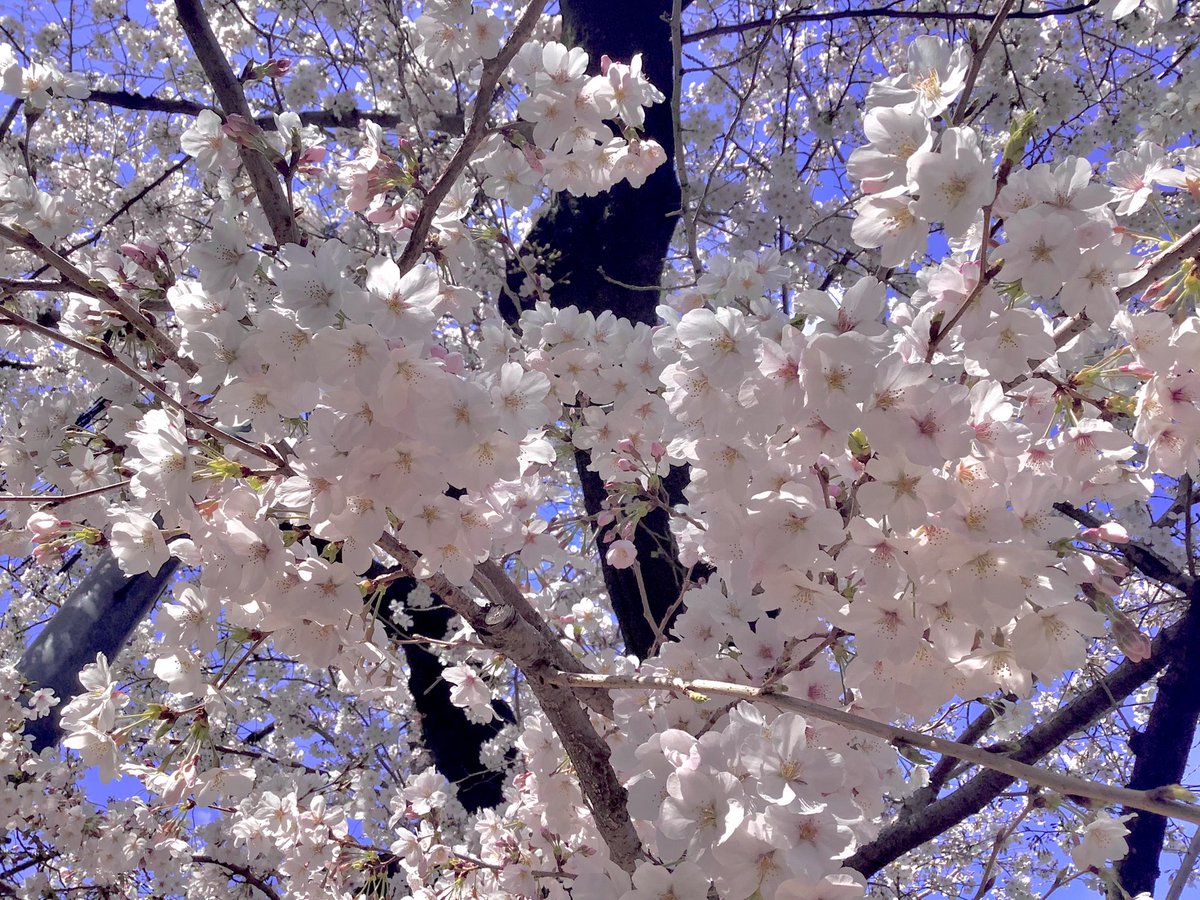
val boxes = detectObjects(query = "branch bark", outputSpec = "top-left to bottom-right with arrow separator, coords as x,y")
377,535 -> 640,871
1113,580 -> 1200,896
846,596 -> 1195,874
173,0 -> 300,247
0,222 -> 196,376
503,0 -> 697,659
840,503 -> 1198,876
86,88 -> 409,131
550,671 -> 1200,826
394,0 -> 547,276
19,556 -> 180,750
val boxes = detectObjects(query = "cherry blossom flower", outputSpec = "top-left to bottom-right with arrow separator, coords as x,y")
1107,143 -> 1168,216
908,126 -> 994,238
109,512 -> 170,576
867,35 -> 969,118
1069,814 -> 1133,869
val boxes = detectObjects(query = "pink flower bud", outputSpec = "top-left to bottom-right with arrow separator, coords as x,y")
617,438 -> 636,454
1117,363 -> 1153,377
596,510 -> 615,528
521,143 -> 544,174
600,54 -> 613,76
616,458 -> 637,472
1080,523 -> 1130,544
650,441 -> 665,460
262,58 -> 292,78
120,243 -> 153,269
1113,614 -> 1152,662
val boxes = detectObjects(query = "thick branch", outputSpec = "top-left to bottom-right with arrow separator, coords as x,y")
1054,501 -> 1193,593
173,0 -> 300,247
505,0 -> 695,659
368,570 -> 513,812
1114,582 -> 1200,896
191,855 -> 281,900
376,535 -> 640,871
551,671 -> 1200,826
20,556 -> 180,750
846,597 -> 1195,875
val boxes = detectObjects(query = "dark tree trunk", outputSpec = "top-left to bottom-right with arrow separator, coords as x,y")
1112,582 -> 1200,897
504,0 -> 697,659
19,555 -> 180,751
371,574 -> 514,812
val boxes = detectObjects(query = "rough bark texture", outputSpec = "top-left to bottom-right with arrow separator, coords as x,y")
504,0 -> 696,659
1112,582 -> 1200,897
371,573 -> 513,812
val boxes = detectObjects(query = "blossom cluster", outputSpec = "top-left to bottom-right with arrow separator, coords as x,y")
0,2 -> 1197,898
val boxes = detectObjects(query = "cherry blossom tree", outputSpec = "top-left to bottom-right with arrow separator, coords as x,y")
0,0 -> 1198,897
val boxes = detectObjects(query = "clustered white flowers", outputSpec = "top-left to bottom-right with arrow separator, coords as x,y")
0,0 -> 1197,898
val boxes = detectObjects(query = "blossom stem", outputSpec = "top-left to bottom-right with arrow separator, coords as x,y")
549,671 -> 1200,826
0,480 -> 131,504
950,0 -> 1019,128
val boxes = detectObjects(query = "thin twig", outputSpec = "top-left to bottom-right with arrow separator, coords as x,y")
0,480 -> 130,505
1165,826 -> 1200,900
670,0 -> 700,275
684,1 -> 1102,42
950,0 -> 1020,128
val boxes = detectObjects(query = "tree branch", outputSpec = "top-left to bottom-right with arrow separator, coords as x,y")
0,222 -> 196,376
685,1 -> 1103,43
173,0 -> 300,247
1053,501 -> 1193,593
551,671 -> 1200,825
1113,581 -> 1200,896
846,594 -> 1196,875
191,855 -> 281,900
20,556 -> 181,750
0,305 -> 286,470
86,88 -> 408,131
376,534 -> 641,871
395,0 -> 548,275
